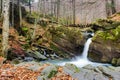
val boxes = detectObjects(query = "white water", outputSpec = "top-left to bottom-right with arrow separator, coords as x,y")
57,38 -> 93,67
43,36 -> 110,67
81,38 -> 92,60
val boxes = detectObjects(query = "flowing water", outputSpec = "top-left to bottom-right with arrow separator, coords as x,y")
42,36 -> 110,67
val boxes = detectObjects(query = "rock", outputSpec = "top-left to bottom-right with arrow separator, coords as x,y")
111,58 -> 118,66
97,66 -> 120,80
117,58 -> 120,66
83,64 -> 95,70
26,50 -> 47,60
49,26 -> 85,55
16,61 -> 41,71
24,57 -> 34,61
111,58 -> 120,66
63,63 -> 80,75
40,65 -> 58,79
88,25 -> 120,64
64,65 -> 109,80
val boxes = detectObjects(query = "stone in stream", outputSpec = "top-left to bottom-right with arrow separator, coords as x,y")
26,50 -> 47,60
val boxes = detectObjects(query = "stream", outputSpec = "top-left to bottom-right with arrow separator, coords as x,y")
42,36 -> 110,67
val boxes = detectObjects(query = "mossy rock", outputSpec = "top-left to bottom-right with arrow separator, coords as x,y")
116,58 -> 120,66
93,25 -> 120,42
111,58 -> 120,66
92,19 -> 120,31
88,52 -> 102,62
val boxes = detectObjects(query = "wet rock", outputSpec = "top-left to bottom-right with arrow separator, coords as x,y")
89,25 -> 120,64
111,58 -> 118,66
24,57 -> 34,61
111,58 -> 120,66
26,49 -> 47,60
116,58 -> 120,66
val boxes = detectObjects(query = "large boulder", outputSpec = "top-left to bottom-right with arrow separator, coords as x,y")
88,26 -> 120,64
49,25 -> 85,55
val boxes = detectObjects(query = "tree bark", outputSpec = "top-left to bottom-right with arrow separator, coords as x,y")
29,0 -> 31,14
0,0 -> 2,14
11,0 -> 14,27
72,0 -> 76,24
106,0 -> 116,16
2,0 -> 10,57
18,0 -> 22,27
57,0 -> 60,22
111,0 -> 116,14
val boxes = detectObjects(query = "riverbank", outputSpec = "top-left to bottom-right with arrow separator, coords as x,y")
0,61 -> 120,80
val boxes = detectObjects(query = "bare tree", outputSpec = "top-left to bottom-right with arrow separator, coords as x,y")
18,0 -> 22,27
11,0 -> 14,27
72,0 -> 76,24
111,0 -> 116,14
106,0 -> 116,16
2,0 -> 10,57
0,0 -> 2,15
56,0 -> 60,22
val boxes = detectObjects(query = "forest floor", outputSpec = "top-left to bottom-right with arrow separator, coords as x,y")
0,57 -> 74,80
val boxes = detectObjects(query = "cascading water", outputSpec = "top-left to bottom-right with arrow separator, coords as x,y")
81,38 -> 92,60
42,32 -> 110,67
54,37 -> 93,67
68,37 -> 93,67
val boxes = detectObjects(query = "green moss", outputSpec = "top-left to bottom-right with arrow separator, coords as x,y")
71,64 -> 80,73
50,43 -> 61,53
49,25 -> 83,45
93,19 -> 120,31
93,26 -> 120,41
117,58 -> 120,66
47,70 -> 58,78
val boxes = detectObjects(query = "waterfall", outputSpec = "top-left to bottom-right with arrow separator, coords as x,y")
81,38 -> 92,60
43,33 -> 110,67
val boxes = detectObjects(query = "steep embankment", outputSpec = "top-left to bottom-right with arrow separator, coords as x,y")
88,14 -> 120,66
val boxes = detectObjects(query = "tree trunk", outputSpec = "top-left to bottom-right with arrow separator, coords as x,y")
18,0 -> 22,27
43,0 -> 46,17
53,1 -> 56,17
106,0 -> 116,16
11,0 -> 14,27
2,0 -> 10,57
0,0 -> 2,15
29,0 -> 31,14
72,0 -> 76,24
111,0 -> 116,14
57,0 -> 60,22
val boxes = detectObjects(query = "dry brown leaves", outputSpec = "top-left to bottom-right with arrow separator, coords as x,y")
0,57 -> 5,65
109,14 -> 120,22
0,62 -> 76,80
0,64 -> 40,80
